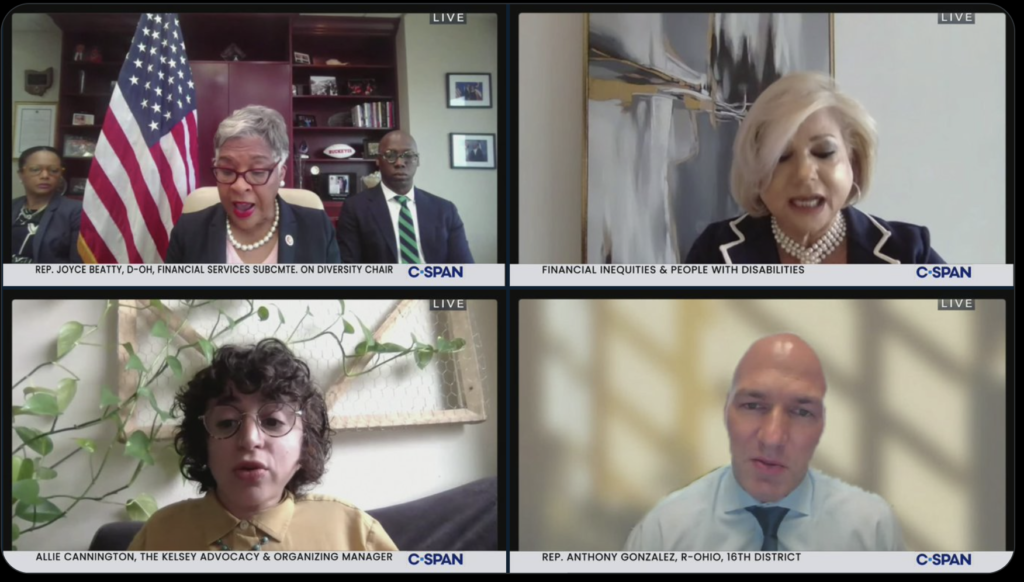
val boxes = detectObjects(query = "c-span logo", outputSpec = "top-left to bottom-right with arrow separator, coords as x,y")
916,266 -> 972,279
917,553 -> 972,566
409,553 -> 465,566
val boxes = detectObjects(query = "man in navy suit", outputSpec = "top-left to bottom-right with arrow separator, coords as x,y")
336,131 -> 474,263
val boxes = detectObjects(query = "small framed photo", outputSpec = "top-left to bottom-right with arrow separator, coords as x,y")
69,178 -> 88,196
72,112 -> 95,126
63,134 -> 96,158
294,114 -> 317,128
446,73 -> 492,108
310,76 -> 338,96
293,52 -> 311,65
323,173 -> 354,201
363,140 -> 379,158
450,133 -> 495,169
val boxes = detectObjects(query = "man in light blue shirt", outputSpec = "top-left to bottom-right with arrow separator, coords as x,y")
624,333 -> 905,551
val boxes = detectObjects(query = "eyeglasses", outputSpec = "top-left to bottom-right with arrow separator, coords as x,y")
212,165 -> 279,186
380,150 -> 419,165
200,402 -> 303,439
23,166 -> 64,176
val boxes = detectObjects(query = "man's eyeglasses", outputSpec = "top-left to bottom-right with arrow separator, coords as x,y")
23,166 -> 64,176
212,166 -> 279,186
380,150 -> 419,165
200,402 -> 303,439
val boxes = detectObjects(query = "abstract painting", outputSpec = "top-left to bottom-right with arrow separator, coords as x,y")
584,13 -> 833,263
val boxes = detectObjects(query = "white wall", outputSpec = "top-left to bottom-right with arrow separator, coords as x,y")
399,14 -> 500,264
518,13 -> 1007,264
10,16 -> 63,198
10,299 -> 498,551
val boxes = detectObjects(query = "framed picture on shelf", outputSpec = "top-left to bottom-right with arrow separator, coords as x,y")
450,133 -> 495,169
446,73 -> 492,108
63,134 -> 96,158
69,178 -> 88,196
310,76 -> 338,96
293,52 -> 311,64
364,140 -> 380,158
346,79 -> 377,96
323,173 -> 355,201
294,114 -> 317,128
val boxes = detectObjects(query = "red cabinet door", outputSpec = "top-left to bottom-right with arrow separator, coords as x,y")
192,62 -> 293,189
191,62 -> 229,188
228,63 -> 294,188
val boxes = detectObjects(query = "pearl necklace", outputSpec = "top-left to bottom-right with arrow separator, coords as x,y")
227,201 -> 279,252
771,213 -> 846,264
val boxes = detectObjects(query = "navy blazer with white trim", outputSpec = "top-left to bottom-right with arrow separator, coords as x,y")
685,206 -> 945,264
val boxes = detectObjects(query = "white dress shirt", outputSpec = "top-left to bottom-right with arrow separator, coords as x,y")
381,181 -> 424,263
624,465 -> 906,551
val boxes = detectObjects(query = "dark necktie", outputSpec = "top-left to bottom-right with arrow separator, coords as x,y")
395,195 -> 421,264
746,506 -> 789,551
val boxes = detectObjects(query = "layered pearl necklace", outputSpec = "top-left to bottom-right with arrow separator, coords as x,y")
771,213 -> 846,264
227,201 -> 279,252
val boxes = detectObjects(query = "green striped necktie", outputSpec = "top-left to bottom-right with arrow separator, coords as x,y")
395,195 -> 421,264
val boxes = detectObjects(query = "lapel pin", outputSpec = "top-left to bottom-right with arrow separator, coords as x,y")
285,234 -> 294,246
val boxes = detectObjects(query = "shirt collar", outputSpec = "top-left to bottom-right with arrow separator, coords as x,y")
201,489 -> 296,545
721,464 -> 814,517
381,181 -> 415,203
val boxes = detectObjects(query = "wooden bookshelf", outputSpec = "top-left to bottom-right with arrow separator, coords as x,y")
46,13 -> 401,220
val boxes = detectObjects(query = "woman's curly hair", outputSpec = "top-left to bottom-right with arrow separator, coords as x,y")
173,338 -> 333,495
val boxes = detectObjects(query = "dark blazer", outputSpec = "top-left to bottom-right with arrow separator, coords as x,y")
336,185 -> 474,263
11,195 -> 82,263
165,197 -> 340,263
685,206 -> 945,264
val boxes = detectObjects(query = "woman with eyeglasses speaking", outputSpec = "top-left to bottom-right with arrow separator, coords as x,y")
11,146 -> 82,264
164,106 -> 341,264
127,339 -> 397,551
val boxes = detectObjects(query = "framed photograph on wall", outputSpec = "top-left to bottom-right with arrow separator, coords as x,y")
13,102 -> 57,159
450,133 -> 495,169
446,73 -> 492,108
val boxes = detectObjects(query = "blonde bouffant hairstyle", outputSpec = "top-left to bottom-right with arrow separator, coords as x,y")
730,72 -> 878,217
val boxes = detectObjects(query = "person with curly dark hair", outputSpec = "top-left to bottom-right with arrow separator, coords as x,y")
127,338 -> 397,551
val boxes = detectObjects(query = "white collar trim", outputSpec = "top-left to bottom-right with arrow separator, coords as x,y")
864,213 -> 900,264
719,214 -> 749,264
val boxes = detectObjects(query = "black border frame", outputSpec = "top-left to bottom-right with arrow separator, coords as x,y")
509,287 -> 1015,556
446,72 -> 494,109
509,3 -> 1015,266
451,132 -> 497,170
2,4 -> 508,267
3,287 -> 507,556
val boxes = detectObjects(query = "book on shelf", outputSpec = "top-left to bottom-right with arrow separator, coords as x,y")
350,100 -> 394,129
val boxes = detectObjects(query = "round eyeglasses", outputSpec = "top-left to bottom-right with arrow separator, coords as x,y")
380,150 -> 419,165
211,166 -> 279,186
23,166 -> 65,177
200,402 -> 303,439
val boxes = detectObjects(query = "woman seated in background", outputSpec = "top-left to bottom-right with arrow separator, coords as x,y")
128,339 -> 396,551
11,146 -> 82,263
686,72 -> 945,265
165,105 -> 341,264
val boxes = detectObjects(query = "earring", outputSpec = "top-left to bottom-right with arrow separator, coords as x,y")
849,183 -> 863,204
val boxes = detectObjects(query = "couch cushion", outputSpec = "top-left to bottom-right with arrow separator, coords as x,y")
367,476 -> 498,551
88,477 -> 498,551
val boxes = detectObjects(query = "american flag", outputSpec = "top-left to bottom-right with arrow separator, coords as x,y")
78,13 -> 198,264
